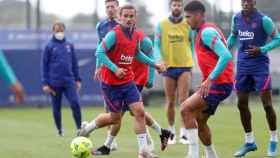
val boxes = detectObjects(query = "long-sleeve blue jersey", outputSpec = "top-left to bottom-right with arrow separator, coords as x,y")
41,37 -> 81,87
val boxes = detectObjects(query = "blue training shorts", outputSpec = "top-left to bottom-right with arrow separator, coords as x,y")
121,85 -> 144,112
101,82 -> 142,113
235,73 -> 272,92
162,67 -> 192,80
203,83 -> 233,115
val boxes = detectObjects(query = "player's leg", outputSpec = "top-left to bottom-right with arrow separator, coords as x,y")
92,112 -> 124,155
50,87 -> 63,136
163,75 -> 177,144
260,90 -> 278,156
64,84 -> 82,131
78,112 -> 122,137
129,101 -> 151,157
234,75 -> 257,157
256,74 -> 278,156
182,83 -> 232,158
145,112 -> 173,151
78,83 -> 123,137
181,92 -> 208,158
197,113 -> 219,158
177,70 -> 191,144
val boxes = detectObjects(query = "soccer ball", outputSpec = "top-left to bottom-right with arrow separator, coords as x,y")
70,136 -> 93,158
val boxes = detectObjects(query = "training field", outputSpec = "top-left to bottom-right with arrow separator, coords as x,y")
0,102 -> 279,158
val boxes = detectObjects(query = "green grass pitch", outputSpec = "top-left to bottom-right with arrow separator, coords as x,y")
0,103 -> 279,158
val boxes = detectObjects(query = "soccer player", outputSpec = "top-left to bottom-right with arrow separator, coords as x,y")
41,22 -> 82,136
78,4 -> 165,158
94,1 -> 171,155
182,1 -> 233,158
154,0 -> 193,144
0,50 -> 24,104
94,0 -> 120,150
93,31 -> 172,157
227,0 -> 280,157
94,0 -> 119,79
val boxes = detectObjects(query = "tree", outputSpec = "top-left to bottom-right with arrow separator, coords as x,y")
125,0 -> 153,33
256,0 -> 280,21
71,13 -> 96,29
0,0 -> 59,29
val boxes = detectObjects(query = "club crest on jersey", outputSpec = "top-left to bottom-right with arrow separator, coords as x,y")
251,22 -> 257,29
238,30 -> 254,40
66,45 -> 71,53
119,54 -> 133,65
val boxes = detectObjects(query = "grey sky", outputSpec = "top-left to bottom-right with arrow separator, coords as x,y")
24,0 -> 242,24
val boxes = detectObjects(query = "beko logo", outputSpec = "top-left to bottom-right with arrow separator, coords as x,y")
119,54 -> 133,65
239,30 -> 254,40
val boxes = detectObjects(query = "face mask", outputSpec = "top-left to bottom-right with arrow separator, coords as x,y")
54,32 -> 65,40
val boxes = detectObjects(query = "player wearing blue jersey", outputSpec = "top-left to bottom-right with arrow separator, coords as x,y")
227,0 -> 280,157
94,0 -> 119,80
94,0 -> 120,151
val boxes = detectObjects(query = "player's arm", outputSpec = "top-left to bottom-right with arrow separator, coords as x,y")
96,22 -> 102,44
0,50 -> 17,86
95,22 -> 102,69
201,28 -> 232,80
227,15 -> 238,50
140,36 -> 155,88
135,50 -> 156,66
71,44 -> 81,82
153,23 -> 163,62
0,50 -> 25,103
189,29 -> 195,59
95,31 -> 119,73
260,16 -> 280,53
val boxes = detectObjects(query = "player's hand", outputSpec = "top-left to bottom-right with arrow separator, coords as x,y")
94,68 -> 102,81
198,78 -> 212,98
42,85 -> 56,96
10,81 -> 25,104
115,68 -> 127,79
246,45 -> 261,57
155,63 -> 166,73
76,81 -> 81,91
145,81 -> 153,89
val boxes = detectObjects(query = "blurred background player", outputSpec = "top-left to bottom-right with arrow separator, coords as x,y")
94,0 -> 120,151
228,0 -> 280,157
92,30 -> 172,157
154,0 -> 193,145
41,22 -> 82,136
0,50 -> 24,104
182,1 -> 233,158
78,4 -> 165,158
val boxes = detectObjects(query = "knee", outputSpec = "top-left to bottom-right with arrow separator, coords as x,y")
69,99 -> 80,107
110,114 -> 122,124
237,101 -> 249,111
134,109 -> 145,120
166,99 -> 176,107
180,104 -> 192,117
264,105 -> 274,113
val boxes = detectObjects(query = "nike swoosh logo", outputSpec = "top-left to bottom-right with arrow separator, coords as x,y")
78,58 -> 92,67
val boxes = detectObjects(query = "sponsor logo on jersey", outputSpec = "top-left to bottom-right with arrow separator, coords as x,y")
239,30 -> 254,40
119,54 -> 133,65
